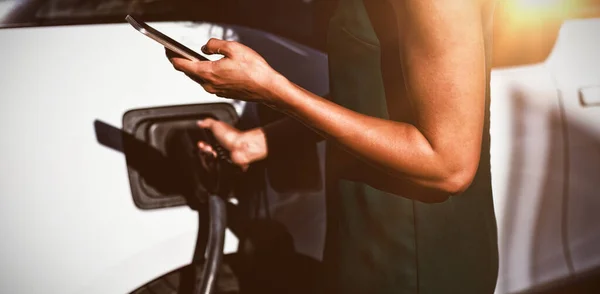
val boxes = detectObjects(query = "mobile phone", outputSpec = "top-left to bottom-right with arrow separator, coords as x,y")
126,15 -> 208,62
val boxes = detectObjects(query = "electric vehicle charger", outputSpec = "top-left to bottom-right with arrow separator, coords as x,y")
174,127 -> 242,294
127,121 -> 323,294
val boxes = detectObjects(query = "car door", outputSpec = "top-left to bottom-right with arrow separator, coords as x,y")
490,62 -> 570,294
546,18 -> 600,276
0,12 -> 330,293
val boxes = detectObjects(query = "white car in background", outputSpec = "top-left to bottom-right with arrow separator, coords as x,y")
491,1 -> 600,292
0,0 -> 598,293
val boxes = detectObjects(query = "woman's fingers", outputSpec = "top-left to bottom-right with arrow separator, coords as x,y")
197,118 -> 239,149
197,141 -> 217,157
202,38 -> 235,57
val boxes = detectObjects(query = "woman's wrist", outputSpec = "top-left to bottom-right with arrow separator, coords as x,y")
262,71 -> 294,110
236,127 -> 269,164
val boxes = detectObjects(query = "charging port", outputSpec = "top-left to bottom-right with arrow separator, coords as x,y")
122,103 -> 239,210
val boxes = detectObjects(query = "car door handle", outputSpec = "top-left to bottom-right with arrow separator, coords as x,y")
579,85 -> 600,107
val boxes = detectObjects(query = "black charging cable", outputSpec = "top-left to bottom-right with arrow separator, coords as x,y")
177,127 -> 242,294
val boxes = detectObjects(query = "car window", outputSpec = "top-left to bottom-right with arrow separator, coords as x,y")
0,0 -> 188,28
35,0 -> 176,19
0,0 -> 332,50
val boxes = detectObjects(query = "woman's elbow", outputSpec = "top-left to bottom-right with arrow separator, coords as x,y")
437,161 -> 479,196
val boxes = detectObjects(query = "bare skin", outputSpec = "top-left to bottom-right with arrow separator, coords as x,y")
169,0 -> 492,202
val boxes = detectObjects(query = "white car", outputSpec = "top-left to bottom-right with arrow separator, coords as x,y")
0,0 -> 598,293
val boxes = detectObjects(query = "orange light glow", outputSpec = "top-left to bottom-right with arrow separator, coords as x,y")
505,0 -> 598,23
492,0 -> 599,67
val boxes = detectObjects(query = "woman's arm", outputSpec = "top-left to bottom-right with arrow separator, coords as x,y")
265,0 -> 487,196
169,0 -> 487,201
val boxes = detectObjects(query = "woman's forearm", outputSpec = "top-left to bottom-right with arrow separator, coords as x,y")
268,74 -> 475,196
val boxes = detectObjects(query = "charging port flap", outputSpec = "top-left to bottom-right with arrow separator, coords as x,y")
122,103 -> 239,210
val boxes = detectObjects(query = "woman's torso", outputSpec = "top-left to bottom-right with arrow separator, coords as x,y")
322,0 -> 499,293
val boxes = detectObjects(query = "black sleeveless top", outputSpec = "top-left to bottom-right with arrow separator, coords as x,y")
321,0 -> 499,293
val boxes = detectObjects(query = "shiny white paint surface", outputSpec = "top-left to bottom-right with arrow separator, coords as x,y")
0,22 -> 239,294
491,63 -> 569,293
547,18 -> 600,275
491,18 -> 600,293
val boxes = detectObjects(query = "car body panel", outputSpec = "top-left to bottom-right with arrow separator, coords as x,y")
546,18 -> 600,275
0,21 -> 328,294
491,63 -> 569,294
491,17 -> 600,293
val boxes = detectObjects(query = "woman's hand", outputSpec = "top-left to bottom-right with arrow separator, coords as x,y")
196,118 -> 268,171
168,38 -> 284,106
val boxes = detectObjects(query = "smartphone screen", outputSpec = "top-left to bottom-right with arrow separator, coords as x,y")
126,15 -> 209,62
